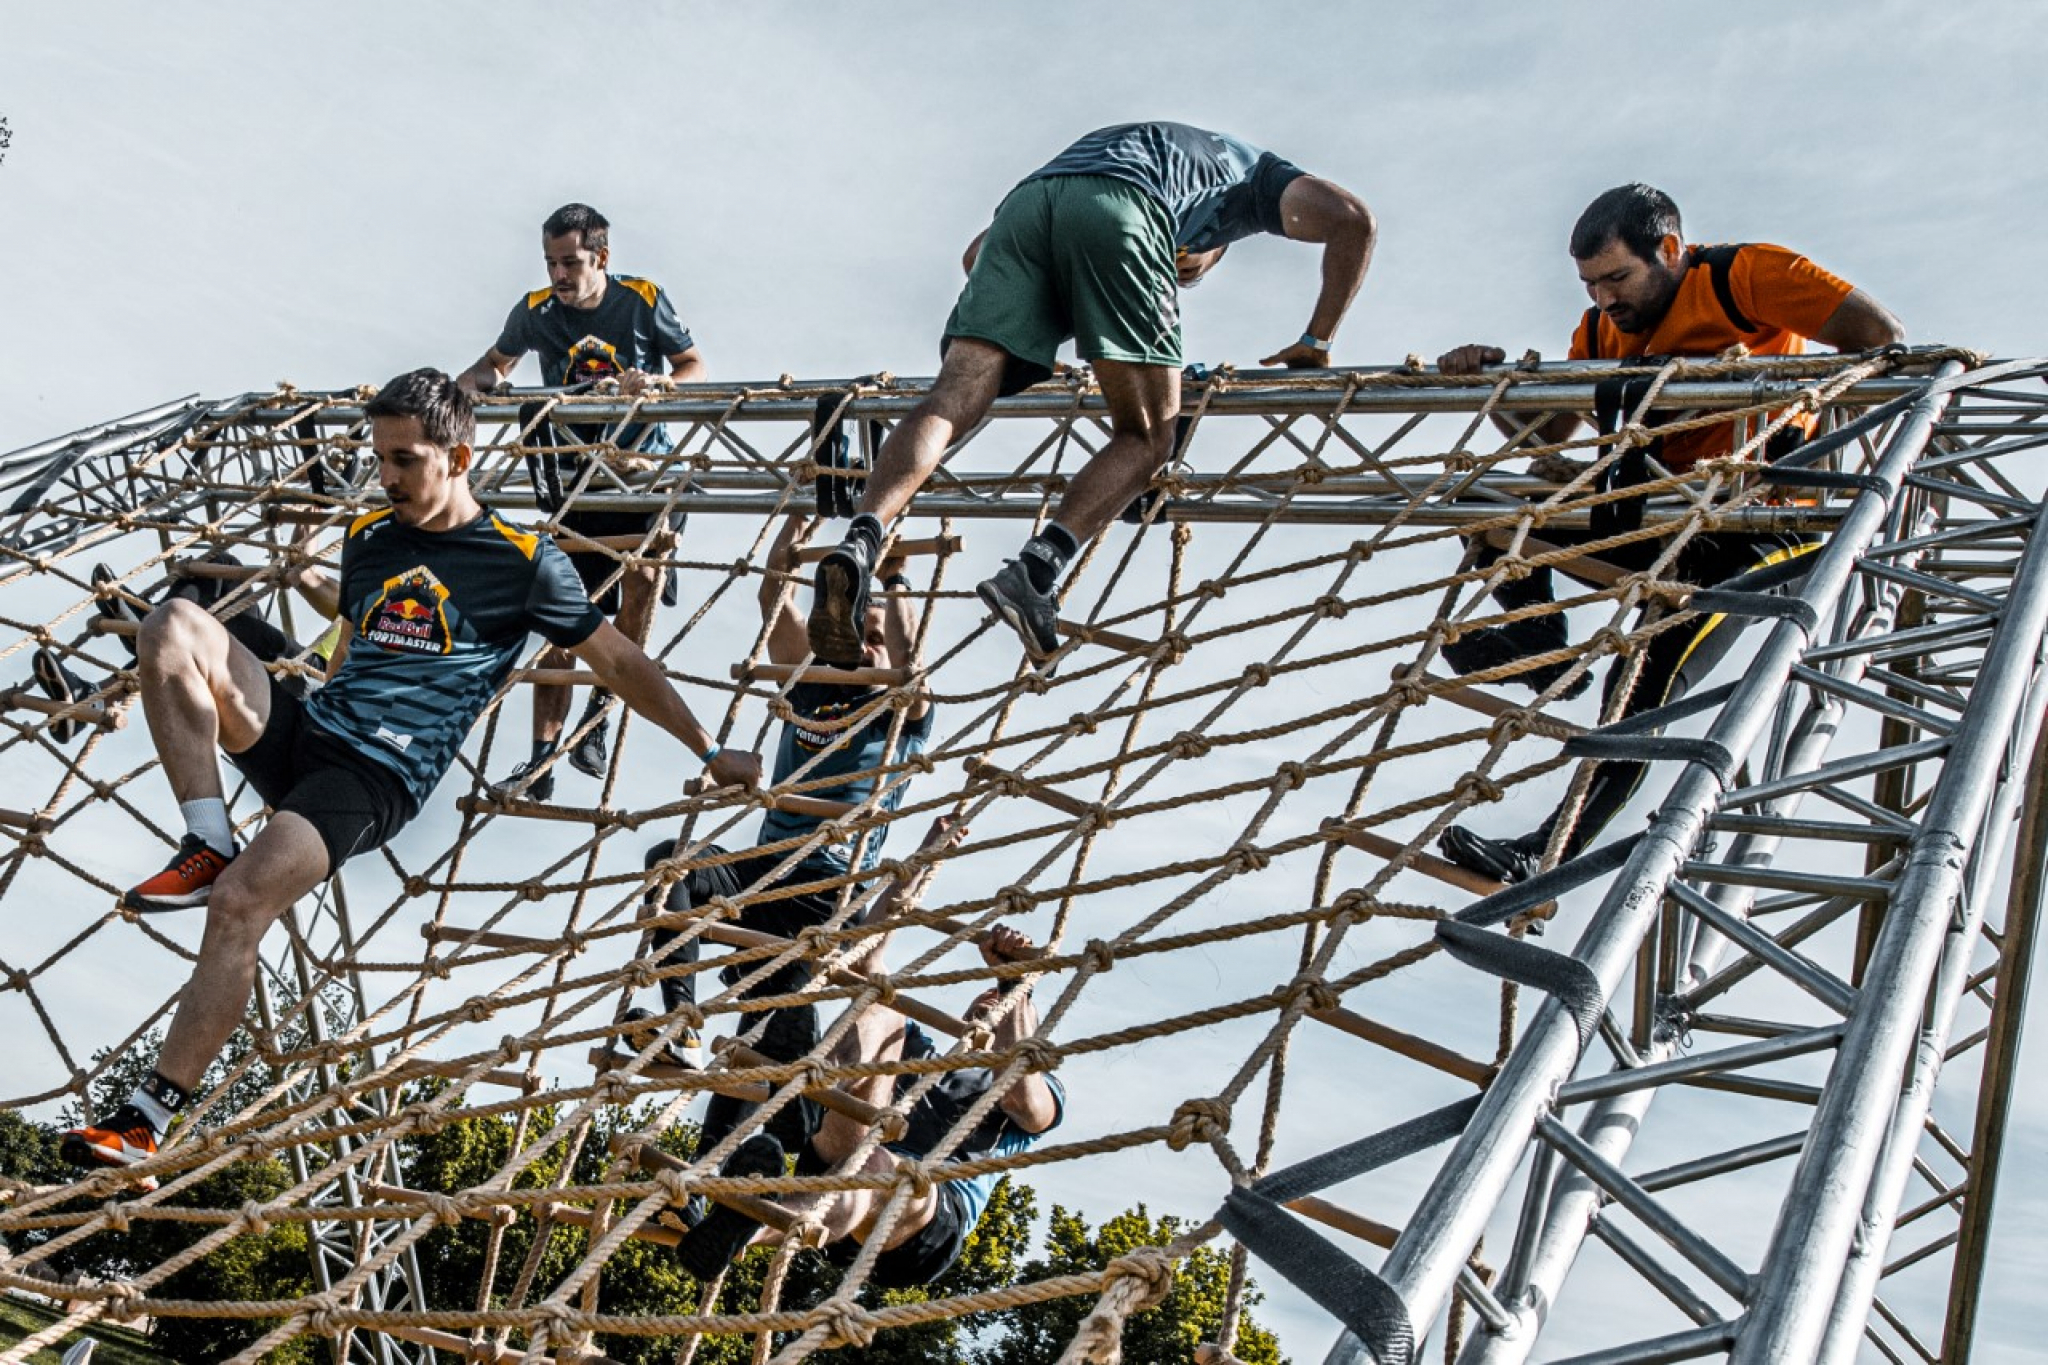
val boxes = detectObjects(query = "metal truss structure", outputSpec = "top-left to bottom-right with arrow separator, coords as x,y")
3,351 -> 2043,1364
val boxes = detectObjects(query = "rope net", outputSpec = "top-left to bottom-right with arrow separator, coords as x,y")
0,349 -> 1946,1363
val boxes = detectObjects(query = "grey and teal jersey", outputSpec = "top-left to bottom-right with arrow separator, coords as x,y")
1027,121 -> 1307,253
304,508 -> 604,811
757,682 -> 934,878
492,274 -> 694,453
892,1021 -> 1065,1233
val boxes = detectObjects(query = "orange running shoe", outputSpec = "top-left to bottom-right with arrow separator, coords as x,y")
123,835 -> 235,912
60,1105 -> 160,1191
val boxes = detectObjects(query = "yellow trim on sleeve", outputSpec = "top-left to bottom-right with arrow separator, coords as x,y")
525,287 -> 554,310
490,515 -> 540,561
616,276 -> 660,309
348,507 -> 395,537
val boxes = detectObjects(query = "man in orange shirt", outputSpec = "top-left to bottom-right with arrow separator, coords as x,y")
1431,183 -> 1904,884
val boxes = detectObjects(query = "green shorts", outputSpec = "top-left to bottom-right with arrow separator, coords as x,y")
944,174 -> 1182,382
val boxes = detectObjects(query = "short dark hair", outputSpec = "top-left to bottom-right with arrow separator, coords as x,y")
543,202 -> 609,254
1570,184 -> 1682,263
365,368 -> 475,451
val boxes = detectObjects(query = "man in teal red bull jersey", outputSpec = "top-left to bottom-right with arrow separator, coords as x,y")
459,203 -> 708,804
61,368 -> 759,1189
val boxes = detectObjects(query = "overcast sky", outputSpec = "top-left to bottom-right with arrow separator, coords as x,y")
5,4 -> 2048,1361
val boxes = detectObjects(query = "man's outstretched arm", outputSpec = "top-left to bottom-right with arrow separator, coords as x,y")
457,348 -> 520,397
1814,288 -> 1906,352
980,926 -> 1061,1134
1261,176 -> 1378,369
568,620 -> 762,789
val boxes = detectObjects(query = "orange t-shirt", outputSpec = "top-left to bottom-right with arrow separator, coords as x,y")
1568,243 -> 1856,471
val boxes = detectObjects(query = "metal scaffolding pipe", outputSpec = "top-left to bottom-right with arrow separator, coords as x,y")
1733,496 -> 2048,1361
1325,362 -> 1963,1365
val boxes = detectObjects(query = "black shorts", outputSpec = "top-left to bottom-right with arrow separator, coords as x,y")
557,507 -> 684,616
803,1142 -> 970,1289
225,679 -> 415,874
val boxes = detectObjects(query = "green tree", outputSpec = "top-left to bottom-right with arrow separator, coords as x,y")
985,1204 -> 1287,1365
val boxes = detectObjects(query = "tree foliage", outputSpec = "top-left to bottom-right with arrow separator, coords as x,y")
8,1090 -> 1290,1365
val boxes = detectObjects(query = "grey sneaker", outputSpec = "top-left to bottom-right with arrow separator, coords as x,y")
976,559 -> 1060,662
806,541 -> 872,667
490,752 -> 556,804
567,708 -> 611,779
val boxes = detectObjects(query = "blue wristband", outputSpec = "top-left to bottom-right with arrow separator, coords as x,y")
1299,331 -> 1331,352
698,743 -> 721,766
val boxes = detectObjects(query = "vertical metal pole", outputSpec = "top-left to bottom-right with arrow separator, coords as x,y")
1939,709 -> 2048,1359
1732,496 -> 2048,1363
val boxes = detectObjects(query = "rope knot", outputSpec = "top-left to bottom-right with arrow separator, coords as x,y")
894,1158 -> 937,1200
100,1201 -> 132,1234
995,884 -> 1036,917
623,957 -> 659,988
1591,625 -> 1638,659
817,1301 -> 880,1351
1226,842 -> 1270,874
1443,450 -> 1480,474
402,875 -> 430,899
795,924 -> 835,956
875,1106 -> 911,1143
1084,939 -> 1117,973
1013,1036 -> 1062,1073
1295,463 -> 1327,486
1104,1245 -> 1179,1310
1170,731 -> 1212,760
423,1193 -> 465,1226
1197,578 -> 1228,601
1241,662 -> 1273,687
1158,630 -> 1192,664
1313,594 -> 1350,620
1288,973 -> 1343,1015
461,996 -> 497,1024
102,1281 -> 143,1321
1167,1097 -> 1232,1151
1272,760 -> 1309,791
1068,710 -> 1101,736
238,1200 -> 272,1235
1018,671 -> 1053,695
1489,711 -> 1533,744
1454,773 -> 1505,806
864,970 -> 898,1005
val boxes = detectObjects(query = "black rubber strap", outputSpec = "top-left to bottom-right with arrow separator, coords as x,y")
1221,1189 -> 1416,1365
1686,589 -> 1821,632
1436,919 -> 1606,1050
1453,833 -> 1646,931
1563,733 -> 1737,782
1756,465 -> 1891,496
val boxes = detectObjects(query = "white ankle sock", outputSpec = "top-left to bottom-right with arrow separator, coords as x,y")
128,1085 -> 175,1135
180,798 -> 234,857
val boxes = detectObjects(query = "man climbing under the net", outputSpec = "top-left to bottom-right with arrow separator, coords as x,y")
459,202 -> 707,803
673,853 -> 1062,1291
806,120 -> 1376,667
623,508 -> 934,1161
62,368 -> 759,1185
1431,183 -> 1906,884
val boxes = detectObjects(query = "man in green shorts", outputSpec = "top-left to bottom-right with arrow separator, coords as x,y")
808,121 -> 1377,666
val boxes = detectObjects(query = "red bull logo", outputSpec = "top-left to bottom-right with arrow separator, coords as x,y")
390,598 -> 432,621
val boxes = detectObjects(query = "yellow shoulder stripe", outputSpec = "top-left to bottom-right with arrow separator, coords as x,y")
490,515 -> 540,561
525,287 -> 553,310
348,507 -> 395,537
616,276 -> 660,309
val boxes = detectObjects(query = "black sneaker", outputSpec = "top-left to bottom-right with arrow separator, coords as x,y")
489,752 -> 556,804
1438,825 -> 1544,885
92,564 -> 143,660
976,558 -> 1061,663
567,708 -> 611,779
674,1133 -> 785,1282
621,1007 -> 705,1071
807,542 -> 872,667
1440,616 -> 1589,700
32,648 -> 91,744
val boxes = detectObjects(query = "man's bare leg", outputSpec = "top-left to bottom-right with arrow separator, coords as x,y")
138,598 -> 274,802
808,340 -> 1009,664
156,814 -> 332,1090
977,358 -> 1179,659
